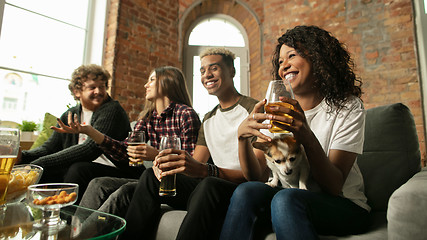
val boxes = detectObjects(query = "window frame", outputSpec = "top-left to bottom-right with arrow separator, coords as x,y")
0,0 -> 108,123
0,0 -> 108,78
415,0 -> 427,138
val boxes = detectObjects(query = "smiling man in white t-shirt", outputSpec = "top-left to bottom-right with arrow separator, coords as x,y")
119,48 -> 262,240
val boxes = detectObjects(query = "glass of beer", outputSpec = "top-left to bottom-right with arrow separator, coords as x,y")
158,135 -> 181,197
265,79 -> 295,133
127,131 -> 146,167
0,128 -> 20,207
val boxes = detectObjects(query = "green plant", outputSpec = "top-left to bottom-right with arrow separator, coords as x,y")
19,120 -> 38,132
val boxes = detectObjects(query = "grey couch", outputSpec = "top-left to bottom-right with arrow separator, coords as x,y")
154,103 -> 424,240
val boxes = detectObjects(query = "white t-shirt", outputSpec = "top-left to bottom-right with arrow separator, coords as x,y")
198,96 -> 258,170
80,110 -> 116,167
263,97 -> 370,211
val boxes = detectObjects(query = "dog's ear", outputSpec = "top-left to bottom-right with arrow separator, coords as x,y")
252,141 -> 271,152
281,134 -> 300,146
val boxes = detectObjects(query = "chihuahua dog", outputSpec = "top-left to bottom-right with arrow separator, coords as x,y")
253,134 -> 310,189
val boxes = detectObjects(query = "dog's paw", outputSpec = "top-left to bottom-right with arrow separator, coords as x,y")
265,181 -> 277,188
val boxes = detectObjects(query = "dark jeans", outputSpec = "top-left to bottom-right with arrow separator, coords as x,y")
220,182 -> 370,240
120,168 -> 238,240
79,177 -> 138,218
64,162 -> 144,204
38,165 -> 68,184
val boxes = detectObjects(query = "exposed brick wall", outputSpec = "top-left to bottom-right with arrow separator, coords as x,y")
105,0 -> 180,121
106,0 -> 426,166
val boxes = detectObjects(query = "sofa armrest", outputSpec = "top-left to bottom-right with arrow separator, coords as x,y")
156,206 -> 186,240
387,167 -> 427,240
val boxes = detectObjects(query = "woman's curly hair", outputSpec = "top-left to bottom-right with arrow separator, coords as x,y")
271,25 -> 362,110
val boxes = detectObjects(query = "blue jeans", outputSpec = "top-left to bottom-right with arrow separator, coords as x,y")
220,182 -> 369,240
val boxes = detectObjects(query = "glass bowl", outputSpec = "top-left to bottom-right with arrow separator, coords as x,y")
26,183 -> 78,229
5,164 -> 43,203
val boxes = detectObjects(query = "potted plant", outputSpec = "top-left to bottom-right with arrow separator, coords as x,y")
18,120 -> 38,141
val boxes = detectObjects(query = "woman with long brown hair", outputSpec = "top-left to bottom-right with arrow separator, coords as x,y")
54,66 -> 201,207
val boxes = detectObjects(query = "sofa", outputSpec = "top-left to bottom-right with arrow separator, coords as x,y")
153,103 -> 424,240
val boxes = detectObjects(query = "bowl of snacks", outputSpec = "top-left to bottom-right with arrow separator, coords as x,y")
26,183 -> 78,229
5,164 -> 43,203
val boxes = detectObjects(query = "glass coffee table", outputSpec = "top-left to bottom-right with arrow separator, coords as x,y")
0,202 -> 126,239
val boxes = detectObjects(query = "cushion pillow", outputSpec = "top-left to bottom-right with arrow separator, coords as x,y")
30,113 -> 57,149
387,167 -> 427,240
357,103 -> 421,211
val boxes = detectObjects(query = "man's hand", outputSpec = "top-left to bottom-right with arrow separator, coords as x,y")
51,111 -> 90,135
154,149 -> 206,178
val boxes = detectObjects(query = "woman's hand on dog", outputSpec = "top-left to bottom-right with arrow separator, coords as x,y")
238,99 -> 274,142
154,148 -> 206,179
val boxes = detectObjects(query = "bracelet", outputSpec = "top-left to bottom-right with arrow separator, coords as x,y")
207,163 -> 213,177
207,163 -> 219,177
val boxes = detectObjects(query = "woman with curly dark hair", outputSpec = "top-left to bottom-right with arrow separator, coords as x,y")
220,25 -> 369,239
271,25 -> 362,111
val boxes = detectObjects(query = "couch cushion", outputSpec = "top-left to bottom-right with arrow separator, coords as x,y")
357,103 -> 421,211
0,121 -> 19,128
387,167 -> 427,240
265,212 -> 388,240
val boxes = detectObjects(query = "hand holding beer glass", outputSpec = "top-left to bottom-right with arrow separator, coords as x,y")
127,131 -> 146,167
158,136 -> 181,197
265,79 -> 295,133
0,128 -> 19,207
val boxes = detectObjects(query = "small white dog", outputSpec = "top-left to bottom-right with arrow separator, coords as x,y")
253,134 -> 310,189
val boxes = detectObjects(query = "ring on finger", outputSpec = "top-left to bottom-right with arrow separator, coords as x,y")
252,114 -> 256,120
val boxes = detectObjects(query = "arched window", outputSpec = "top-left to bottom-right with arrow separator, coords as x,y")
188,17 -> 245,47
184,14 -> 249,119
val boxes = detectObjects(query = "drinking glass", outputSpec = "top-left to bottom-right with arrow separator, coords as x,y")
127,131 -> 146,167
0,128 -> 20,208
158,136 -> 181,197
265,79 -> 295,133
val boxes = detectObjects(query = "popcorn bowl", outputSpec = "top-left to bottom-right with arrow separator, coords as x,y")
5,164 -> 43,203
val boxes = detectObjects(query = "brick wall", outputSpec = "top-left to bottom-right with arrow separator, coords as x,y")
106,0 -> 426,166
104,0 -> 180,120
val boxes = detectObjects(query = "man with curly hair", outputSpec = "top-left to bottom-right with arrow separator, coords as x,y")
19,64 -> 140,191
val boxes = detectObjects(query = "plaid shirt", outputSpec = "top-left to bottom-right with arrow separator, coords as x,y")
100,102 -> 201,163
